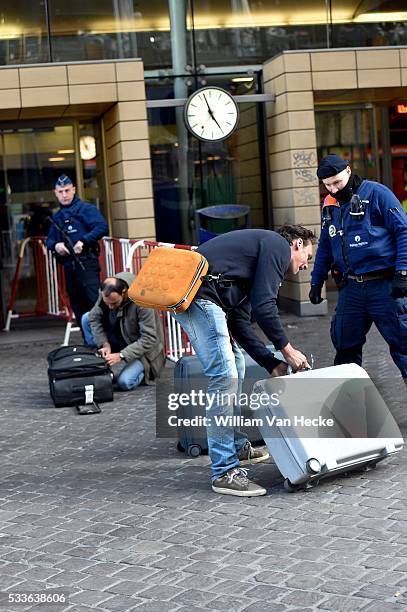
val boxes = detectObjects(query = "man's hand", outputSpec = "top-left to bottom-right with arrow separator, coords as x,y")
281,343 -> 309,372
55,242 -> 70,256
105,352 -> 122,367
309,284 -> 323,305
73,240 -> 84,254
392,272 -> 407,298
98,342 -> 111,358
271,362 -> 289,377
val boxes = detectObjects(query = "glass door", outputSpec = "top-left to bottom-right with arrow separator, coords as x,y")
0,124 -> 77,312
0,120 -> 106,315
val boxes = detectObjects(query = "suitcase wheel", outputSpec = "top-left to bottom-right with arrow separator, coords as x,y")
187,444 -> 202,458
362,461 -> 378,471
283,478 -> 302,493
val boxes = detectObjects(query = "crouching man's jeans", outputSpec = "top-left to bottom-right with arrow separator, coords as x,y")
81,313 -> 144,390
173,298 -> 248,480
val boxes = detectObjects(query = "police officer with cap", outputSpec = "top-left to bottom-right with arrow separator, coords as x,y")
46,174 -> 108,337
309,153 -> 407,385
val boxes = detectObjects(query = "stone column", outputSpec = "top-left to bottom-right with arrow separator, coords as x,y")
103,61 -> 155,239
263,51 -> 326,315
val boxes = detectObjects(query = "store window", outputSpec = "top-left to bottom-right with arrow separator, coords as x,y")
388,104 -> 407,211
315,107 -> 379,200
0,1 -> 48,65
331,0 -> 407,48
48,0 -> 174,66
0,1 -> 406,69
147,74 -> 267,245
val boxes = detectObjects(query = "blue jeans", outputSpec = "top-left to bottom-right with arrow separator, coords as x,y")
81,313 -> 145,390
173,299 -> 248,480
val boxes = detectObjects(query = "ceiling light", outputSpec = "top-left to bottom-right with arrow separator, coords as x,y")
354,12 -> 407,23
48,157 -> 65,162
57,149 -> 75,154
231,77 -> 254,83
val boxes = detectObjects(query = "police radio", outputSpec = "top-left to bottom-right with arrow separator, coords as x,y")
349,194 -> 365,219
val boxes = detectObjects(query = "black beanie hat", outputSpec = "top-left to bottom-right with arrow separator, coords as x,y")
317,154 -> 349,179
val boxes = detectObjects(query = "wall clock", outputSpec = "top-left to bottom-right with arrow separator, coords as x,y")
184,86 -> 239,142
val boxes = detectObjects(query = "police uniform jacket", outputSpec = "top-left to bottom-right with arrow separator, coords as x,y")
311,180 -> 407,287
46,195 -> 108,257
88,272 -> 165,384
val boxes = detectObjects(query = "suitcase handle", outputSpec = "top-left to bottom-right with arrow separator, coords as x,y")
289,353 -> 314,375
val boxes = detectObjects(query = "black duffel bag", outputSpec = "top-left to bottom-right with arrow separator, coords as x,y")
47,345 -> 113,412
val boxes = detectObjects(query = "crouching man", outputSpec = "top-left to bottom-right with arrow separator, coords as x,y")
82,272 -> 165,390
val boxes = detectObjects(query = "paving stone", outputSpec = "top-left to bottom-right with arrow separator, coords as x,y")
135,603 -> 183,612
170,588 -> 218,606
111,567 -> 153,582
135,584 -> 181,600
363,555 -> 404,570
107,580 -> 150,596
289,561 -> 330,576
253,570 -> 290,586
362,601 -> 407,611
280,589 -> 325,606
320,579 -> 360,596
69,589 -> 114,607
316,595 -> 370,610
149,557 -> 191,572
174,573 -> 219,591
321,565 -> 367,581
242,604 -> 288,612
244,584 -> 286,601
206,578 -> 253,596
284,575 -> 324,590
74,575 -> 122,592
206,595 -> 253,610
355,582 -> 404,600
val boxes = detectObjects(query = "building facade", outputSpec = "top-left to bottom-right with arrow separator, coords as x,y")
0,1 -> 406,317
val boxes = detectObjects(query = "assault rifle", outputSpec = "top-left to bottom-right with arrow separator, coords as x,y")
48,216 -> 86,271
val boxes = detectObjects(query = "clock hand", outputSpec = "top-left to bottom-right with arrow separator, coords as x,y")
203,93 -> 214,117
210,113 -> 224,134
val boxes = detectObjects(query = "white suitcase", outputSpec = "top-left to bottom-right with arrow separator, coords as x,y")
252,364 -> 404,491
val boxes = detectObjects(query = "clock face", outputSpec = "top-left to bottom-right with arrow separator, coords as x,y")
79,135 -> 96,160
184,86 -> 239,142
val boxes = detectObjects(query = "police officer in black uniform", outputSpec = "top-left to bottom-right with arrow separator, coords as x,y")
309,154 -> 407,385
46,175 -> 109,336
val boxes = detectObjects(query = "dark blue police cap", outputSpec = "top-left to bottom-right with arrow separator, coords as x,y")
317,154 -> 349,179
55,174 -> 73,188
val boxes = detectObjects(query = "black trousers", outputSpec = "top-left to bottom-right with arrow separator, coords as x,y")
63,257 -> 101,335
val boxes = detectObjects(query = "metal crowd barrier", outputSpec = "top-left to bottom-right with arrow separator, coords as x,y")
4,236 -> 195,361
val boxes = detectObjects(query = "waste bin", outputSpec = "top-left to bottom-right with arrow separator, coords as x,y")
196,204 -> 250,244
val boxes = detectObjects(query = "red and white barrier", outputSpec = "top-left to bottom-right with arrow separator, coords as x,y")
4,236 -> 195,361
4,236 -> 72,334
124,239 -> 196,361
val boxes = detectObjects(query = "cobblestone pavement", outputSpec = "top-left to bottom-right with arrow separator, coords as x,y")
0,299 -> 406,612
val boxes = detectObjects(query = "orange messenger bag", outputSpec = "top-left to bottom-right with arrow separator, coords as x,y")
128,247 -> 209,313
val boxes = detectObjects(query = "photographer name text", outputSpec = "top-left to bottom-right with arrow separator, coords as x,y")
167,414 -> 334,428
